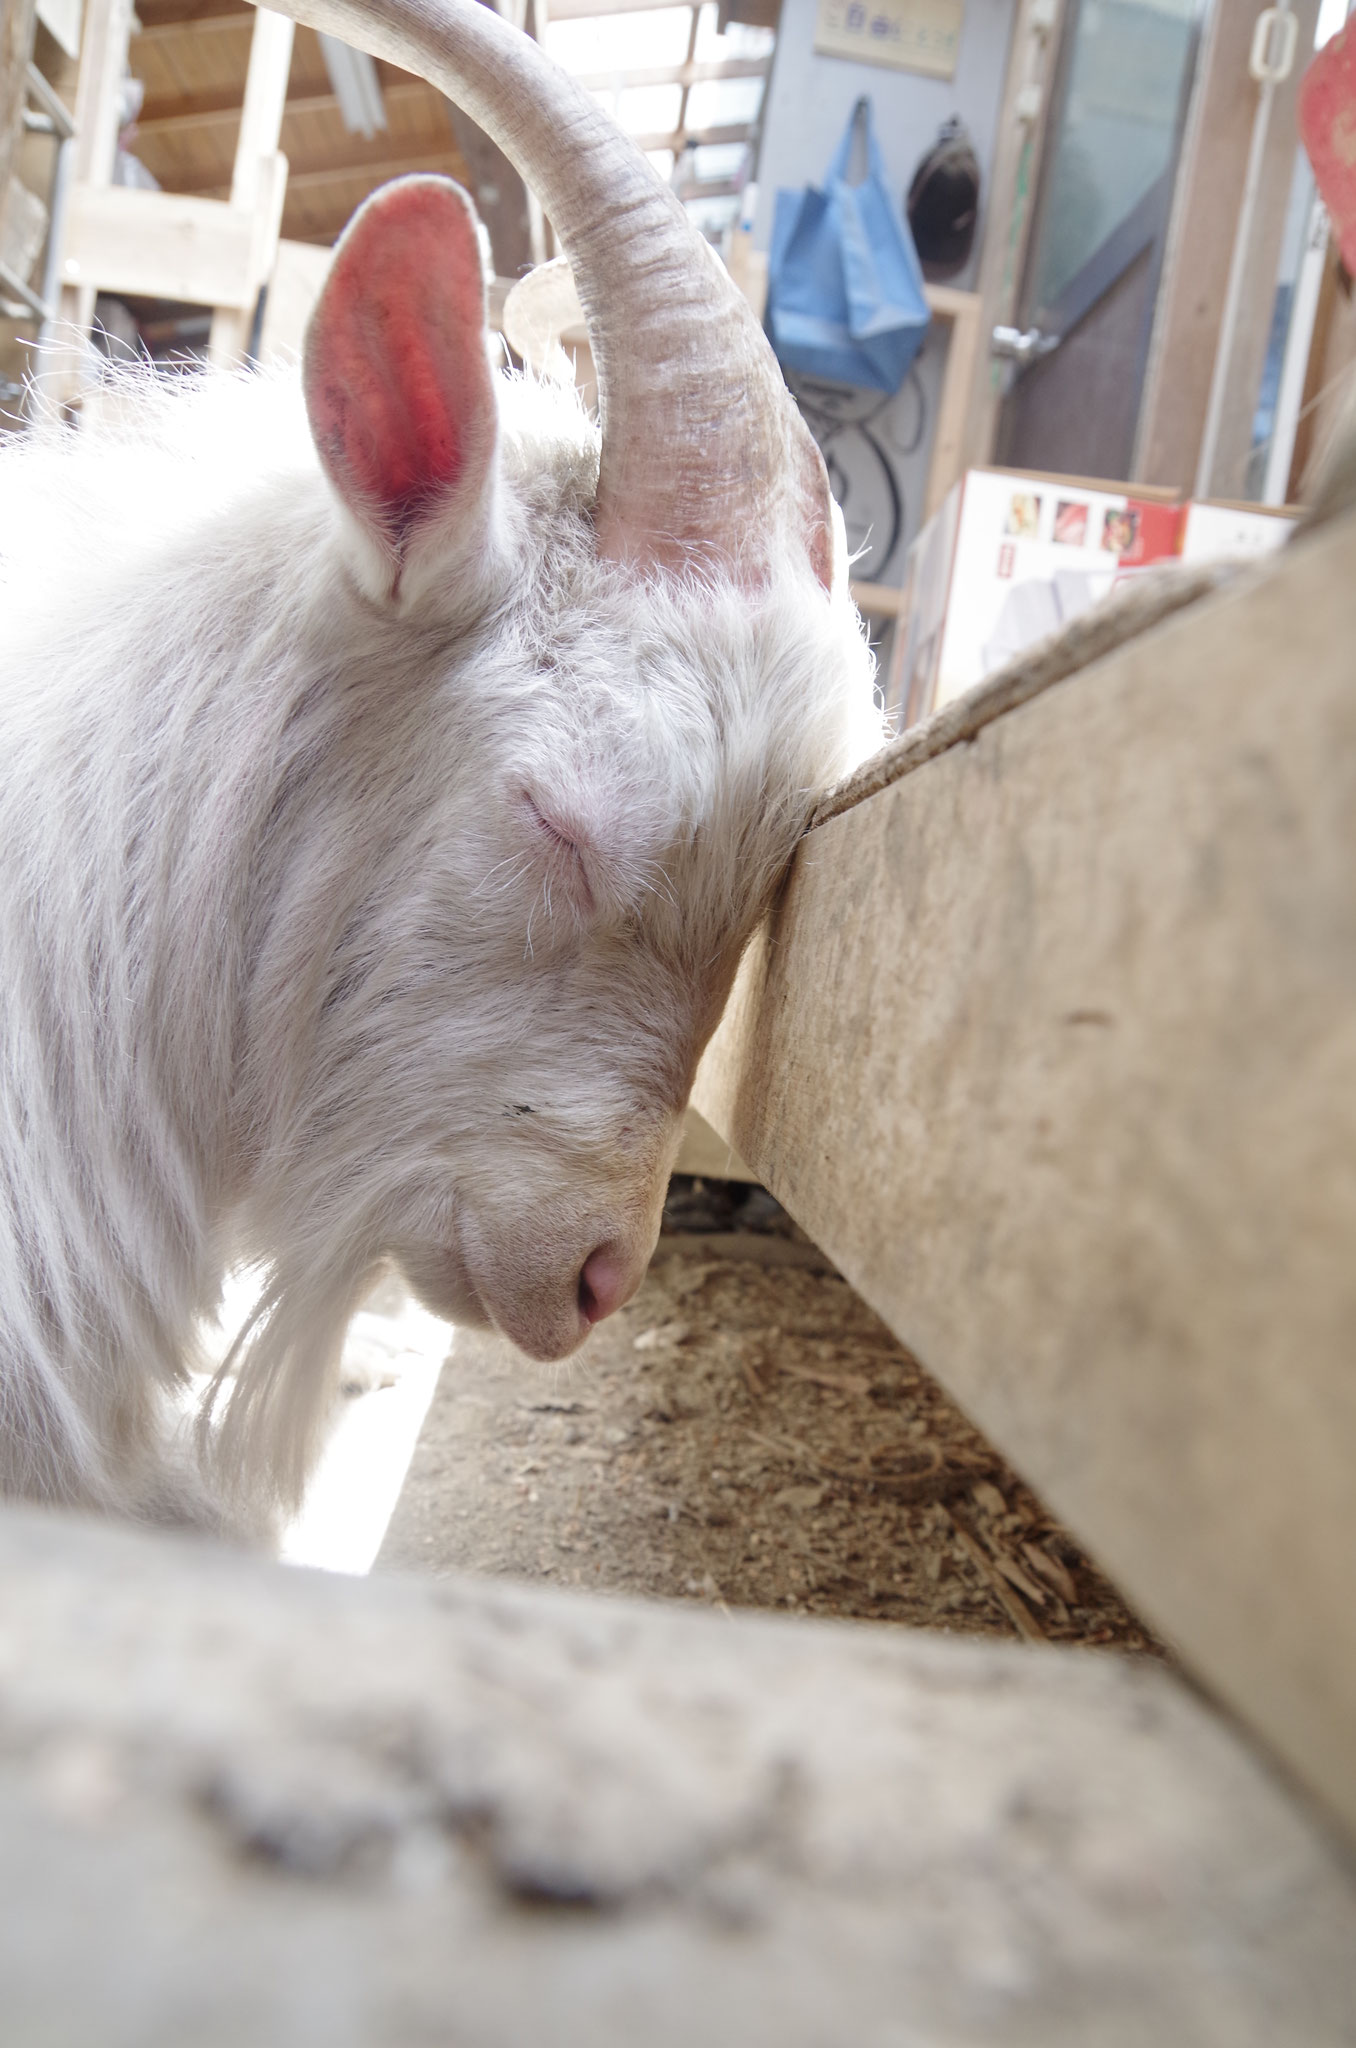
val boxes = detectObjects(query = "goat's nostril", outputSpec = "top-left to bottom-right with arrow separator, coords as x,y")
578,1246 -> 629,1326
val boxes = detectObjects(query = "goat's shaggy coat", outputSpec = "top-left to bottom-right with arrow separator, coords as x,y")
0,283 -> 877,1530
0,2 -> 882,1531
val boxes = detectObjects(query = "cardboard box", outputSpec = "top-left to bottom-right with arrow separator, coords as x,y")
1178,500 -> 1296,562
886,471 -> 1296,729
888,470 -> 1182,728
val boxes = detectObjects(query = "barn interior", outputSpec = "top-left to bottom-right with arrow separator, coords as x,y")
2,1 -> 1356,2041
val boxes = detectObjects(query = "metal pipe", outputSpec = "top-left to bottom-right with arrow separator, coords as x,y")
0,260 -> 51,323
23,62 -> 75,138
35,133 -> 76,355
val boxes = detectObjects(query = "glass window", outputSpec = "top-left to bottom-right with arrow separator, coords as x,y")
693,2 -> 774,63
1029,0 -> 1199,317
691,140 -> 749,181
604,81 -> 685,134
686,74 -> 764,129
546,8 -> 694,75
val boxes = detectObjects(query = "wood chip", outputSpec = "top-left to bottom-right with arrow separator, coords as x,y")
633,1322 -> 690,1351
773,1363 -> 872,1396
770,1484 -> 827,1512
1022,1542 -> 1079,1605
990,1551 -> 1050,1608
945,1509 -> 1047,1643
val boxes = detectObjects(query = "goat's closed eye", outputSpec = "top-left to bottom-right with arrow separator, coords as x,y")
521,791 -> 595,916
523,792 -> 579,857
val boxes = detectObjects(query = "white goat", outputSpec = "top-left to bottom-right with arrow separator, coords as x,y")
0,0 -> 881,1533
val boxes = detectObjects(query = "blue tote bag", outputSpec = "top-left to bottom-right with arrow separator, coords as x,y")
767,97 -> 930,394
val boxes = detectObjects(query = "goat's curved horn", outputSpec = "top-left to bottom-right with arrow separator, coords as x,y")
251,0 -> 833,586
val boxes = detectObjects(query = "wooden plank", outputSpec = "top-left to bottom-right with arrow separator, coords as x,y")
34,0 -> 83,60
673,1104 -> 756,1181
53,0 -> 133,367
1291,242 -> 1356,502
442,96 -> 533,280
131,3 -> 253,35
1,0 -> 39,219
256,229 -> 329,358
848,580 -> 904,621
921,285 -> 982,522
209,5 -> 293,362
188,143 -> 466,196
547,0 -> 702,16
570,55 -> 767,90
60,180 -> 256,305
692,514 -> 1356,1842
135,77 -> 429,134
1136,0 -> 1320,493
626,119 -> 752,154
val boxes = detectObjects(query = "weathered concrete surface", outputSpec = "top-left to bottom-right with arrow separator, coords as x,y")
2,1503 -> 1355,2046
692,512 -> 1356,1840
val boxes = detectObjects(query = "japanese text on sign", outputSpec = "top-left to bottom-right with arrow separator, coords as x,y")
813,0 -> 964,78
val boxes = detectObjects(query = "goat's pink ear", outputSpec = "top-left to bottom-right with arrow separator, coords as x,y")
303,176 -> 496,587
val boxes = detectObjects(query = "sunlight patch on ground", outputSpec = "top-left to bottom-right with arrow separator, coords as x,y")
198,1270 -> 452,1575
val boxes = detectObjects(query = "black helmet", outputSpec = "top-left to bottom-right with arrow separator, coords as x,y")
906,117 -> 980,280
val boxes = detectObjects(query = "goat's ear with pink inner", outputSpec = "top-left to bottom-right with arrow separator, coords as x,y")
303,175 -> 497,602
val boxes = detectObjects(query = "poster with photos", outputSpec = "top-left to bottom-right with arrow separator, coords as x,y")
813,0 -> 965,78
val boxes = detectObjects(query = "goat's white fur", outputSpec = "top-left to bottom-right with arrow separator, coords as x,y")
0,346 -> 879,1534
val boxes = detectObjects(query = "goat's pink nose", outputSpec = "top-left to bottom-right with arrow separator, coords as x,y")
578,1246 -> 635,1326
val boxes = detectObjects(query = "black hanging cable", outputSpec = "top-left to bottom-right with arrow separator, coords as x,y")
789,363 -> 928,581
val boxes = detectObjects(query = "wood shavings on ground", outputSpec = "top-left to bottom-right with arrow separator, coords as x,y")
378,1181 -> 1160,1655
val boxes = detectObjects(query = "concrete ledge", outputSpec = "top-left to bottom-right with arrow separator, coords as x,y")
692,514 -> 1356,1842
3,1504 -> 1355,2045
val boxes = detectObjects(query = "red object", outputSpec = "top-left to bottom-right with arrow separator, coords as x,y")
1299,24 -> 1356,276
1118,499 -> 1183,567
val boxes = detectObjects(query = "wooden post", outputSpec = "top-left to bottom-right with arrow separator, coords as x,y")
1135,0 -> 1321,494
0,0 -> 39,222
920,285 -> 983,522
55,0 -> 133,360
208,7 -> 294,366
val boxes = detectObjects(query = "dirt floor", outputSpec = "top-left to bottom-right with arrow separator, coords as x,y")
377,1181 -> 1161,1653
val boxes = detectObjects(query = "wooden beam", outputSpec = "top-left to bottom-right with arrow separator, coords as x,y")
135,77 -> 430,134
547,0 -> 705,16
441,94 -> 533,279
209,5 -> 293,363
191,144 -> 465,197
848,580 -> 905,620
920,284 -> 983,521
671,174 -> 739,201
131,0 -> 252,30
0,0 -> 39,217
131,7 -> 254,42
692,515 -> 1356,1844
256,230 -> 330,358
630,119 -> 751,154
572,55 -> 767,90
1135,0 -> 1321,494
51,0 -> 133,386
60,181 -> 257,304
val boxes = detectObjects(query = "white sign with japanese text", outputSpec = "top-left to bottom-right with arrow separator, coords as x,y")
813,0 -> 964,78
